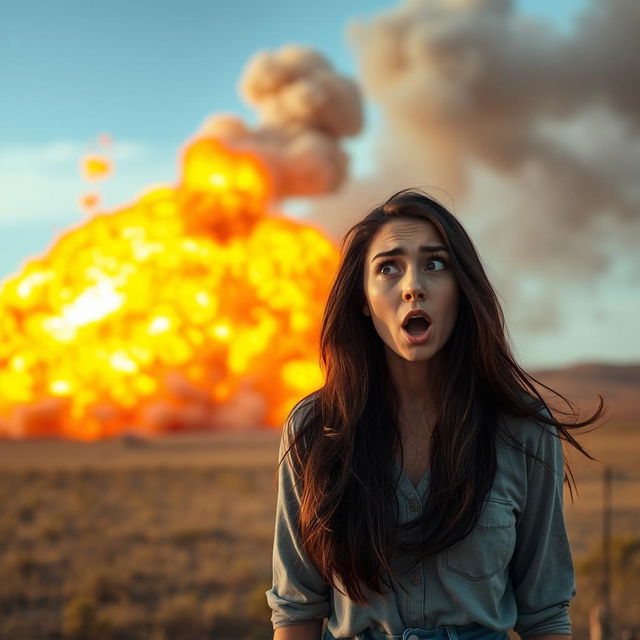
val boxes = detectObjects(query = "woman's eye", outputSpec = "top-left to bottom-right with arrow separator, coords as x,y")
378,262 -> 399,275
376,256 -> 447,275
426,257 -> 447,271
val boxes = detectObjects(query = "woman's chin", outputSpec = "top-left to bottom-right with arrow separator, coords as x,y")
385,343 -> 439,365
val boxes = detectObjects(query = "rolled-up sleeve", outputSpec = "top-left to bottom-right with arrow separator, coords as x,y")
266,428 -> 331,628
511,419 -> 576,638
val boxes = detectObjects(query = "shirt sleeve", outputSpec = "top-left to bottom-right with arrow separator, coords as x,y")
510,416 -> 576,638
265,424 -> 331,628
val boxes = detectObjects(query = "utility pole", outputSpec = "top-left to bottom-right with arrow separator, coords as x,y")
602,465 -> 613,640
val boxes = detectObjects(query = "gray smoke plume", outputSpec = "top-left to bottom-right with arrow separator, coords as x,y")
306,0 -> 640,340
199,45 -> 363,198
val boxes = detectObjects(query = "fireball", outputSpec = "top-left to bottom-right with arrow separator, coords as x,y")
0,136 -> 339,440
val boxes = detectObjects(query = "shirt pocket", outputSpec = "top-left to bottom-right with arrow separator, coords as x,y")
443,498 -> 515,580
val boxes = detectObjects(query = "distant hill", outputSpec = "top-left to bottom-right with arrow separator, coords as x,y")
530,362 -> 639,428
533,362 -> 640,385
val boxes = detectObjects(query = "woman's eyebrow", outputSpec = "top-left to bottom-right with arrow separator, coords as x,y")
371,245 -> 448,262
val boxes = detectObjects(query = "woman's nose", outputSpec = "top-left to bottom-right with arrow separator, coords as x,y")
402,286 -> 425,302
402,266 -> 427,301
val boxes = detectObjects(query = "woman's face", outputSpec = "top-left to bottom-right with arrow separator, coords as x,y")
363,218 -> 459,364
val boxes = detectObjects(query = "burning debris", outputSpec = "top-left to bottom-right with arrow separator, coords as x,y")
0,46 -> 362,440
81,155 -> 112,181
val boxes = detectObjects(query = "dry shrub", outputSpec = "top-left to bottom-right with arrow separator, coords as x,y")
247,580 -> 272,622
7,550 -> 39,576
156,591 -> 207,640
62,594 -> 113,639
79,566 -> 130,604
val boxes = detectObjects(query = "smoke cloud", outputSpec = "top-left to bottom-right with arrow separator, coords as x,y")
306,0 -> 640,340
199,45 -> 363,199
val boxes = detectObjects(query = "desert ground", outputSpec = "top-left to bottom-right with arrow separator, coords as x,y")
0,363 -> 638,640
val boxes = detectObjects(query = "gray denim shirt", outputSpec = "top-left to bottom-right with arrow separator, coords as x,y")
266,409 -> 576,639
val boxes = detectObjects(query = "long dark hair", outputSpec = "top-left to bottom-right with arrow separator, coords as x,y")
282,189 -> 605,604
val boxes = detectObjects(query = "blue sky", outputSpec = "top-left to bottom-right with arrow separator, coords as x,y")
1,0 -> 587,146
6,0 -> 633,371
0,0 -> 590,260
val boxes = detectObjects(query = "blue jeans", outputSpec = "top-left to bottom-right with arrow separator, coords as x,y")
391,623 -> 508,640
326,622 -> 509,640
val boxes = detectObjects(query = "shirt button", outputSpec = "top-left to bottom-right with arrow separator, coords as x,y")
409,499 -> 419,512
409,573 -> 420,585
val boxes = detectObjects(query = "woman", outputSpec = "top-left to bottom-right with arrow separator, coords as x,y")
266,189 -> 604,640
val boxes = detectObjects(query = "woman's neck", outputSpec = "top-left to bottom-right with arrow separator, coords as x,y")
384,344 -> 438,416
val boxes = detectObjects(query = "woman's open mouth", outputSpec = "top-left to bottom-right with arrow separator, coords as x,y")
401,316 -> 432,345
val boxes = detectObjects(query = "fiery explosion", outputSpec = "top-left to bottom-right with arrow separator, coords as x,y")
0,45 -> 362,440
0,136 -> 340,440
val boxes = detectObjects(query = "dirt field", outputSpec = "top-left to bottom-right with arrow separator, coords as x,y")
0,431 -> 280,640
0,366 -> 638,639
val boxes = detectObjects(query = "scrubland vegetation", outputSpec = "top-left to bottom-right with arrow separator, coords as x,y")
0,440 -> 277,640
1,363 -> 639,639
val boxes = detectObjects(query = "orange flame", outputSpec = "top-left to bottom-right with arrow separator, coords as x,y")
79,192 -> 101,211
0,137 -> 339,440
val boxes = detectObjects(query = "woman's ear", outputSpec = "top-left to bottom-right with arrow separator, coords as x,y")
362,305 -> 370,316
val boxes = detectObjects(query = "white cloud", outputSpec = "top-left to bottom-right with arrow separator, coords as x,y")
0,139 -> 174,225
0,140 -> 148,169
510,280 -> 640,369
0,139 -> 178,283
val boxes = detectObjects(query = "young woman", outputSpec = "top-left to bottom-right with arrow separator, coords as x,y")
266,189 -> 604,640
